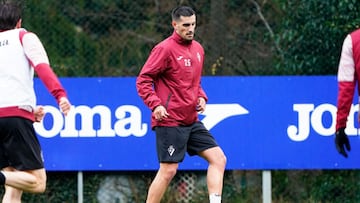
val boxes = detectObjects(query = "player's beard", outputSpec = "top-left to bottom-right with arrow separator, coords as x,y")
185,32 -> 194,41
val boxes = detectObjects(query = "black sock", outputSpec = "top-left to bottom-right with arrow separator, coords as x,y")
0,172 -> 5,185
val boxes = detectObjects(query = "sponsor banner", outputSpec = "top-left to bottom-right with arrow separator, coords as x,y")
33,76 -> 358,171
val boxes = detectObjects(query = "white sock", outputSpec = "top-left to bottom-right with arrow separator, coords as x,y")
209,193 -> 221,203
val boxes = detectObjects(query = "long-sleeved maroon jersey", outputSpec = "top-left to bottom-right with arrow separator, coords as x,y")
136,31 -> 208,128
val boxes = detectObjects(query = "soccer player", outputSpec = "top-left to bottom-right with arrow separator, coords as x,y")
0,2 -> 71,202
334,28 -> 360,158
136,5 -> 226,203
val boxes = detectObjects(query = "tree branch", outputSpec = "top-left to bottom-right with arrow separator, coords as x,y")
250,0 -> 283,58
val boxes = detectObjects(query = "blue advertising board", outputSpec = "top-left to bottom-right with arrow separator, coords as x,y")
33,76 -> 359,171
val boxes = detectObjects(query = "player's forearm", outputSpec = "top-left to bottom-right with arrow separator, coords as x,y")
336,81 -> 356,130
34,63 -> 67,103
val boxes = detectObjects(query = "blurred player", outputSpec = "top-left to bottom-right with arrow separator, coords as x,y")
334,28 -> 360,158
0,1 -> 71,202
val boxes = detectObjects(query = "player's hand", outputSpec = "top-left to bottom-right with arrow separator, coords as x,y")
59,97 -> 71,116
196,97 -> 206,113
153,105 -> 169,121
34,106 -> 45,122
335,127 -> 351,158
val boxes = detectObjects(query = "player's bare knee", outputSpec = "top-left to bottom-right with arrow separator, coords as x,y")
165,168 -> 177,180
29,170 -> 46,193
160,165 -> 178,181
36,183 -> 46,193
213,152 -> 227,170
37,177 -> 46,193
220,154 -> 227,168
27,177 -> 46,193
31,181 -> 46,193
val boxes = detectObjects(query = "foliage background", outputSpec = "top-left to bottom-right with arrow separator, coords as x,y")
5,0 -> 360,202
22,0 -> 360,77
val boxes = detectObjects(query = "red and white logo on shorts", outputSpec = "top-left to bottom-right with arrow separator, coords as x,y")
168,145 -> 175,156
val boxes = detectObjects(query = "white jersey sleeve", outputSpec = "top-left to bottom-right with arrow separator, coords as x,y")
337,34 -> 355,82
22,32 -> 50,67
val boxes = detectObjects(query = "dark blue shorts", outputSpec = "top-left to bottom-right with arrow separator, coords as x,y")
155,121 -> 218,163
0,117 -> 44,170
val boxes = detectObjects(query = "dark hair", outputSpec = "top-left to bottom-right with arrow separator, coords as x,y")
0,1 -> 21,30
171,6 -> 195,21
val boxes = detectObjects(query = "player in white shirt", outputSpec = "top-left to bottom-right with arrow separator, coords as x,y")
0,2 -> 71,202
